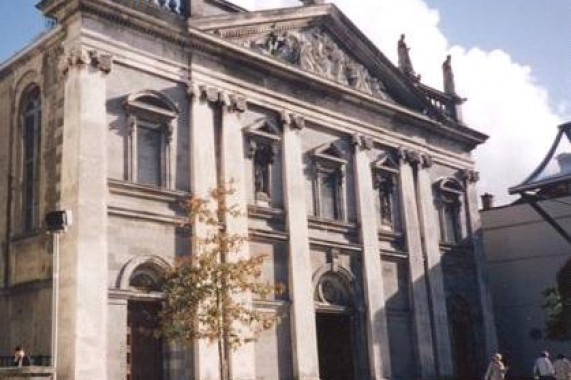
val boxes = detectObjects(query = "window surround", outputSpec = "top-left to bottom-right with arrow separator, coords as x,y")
244,117 -> 282,206
311,141 -> 348,222
371,152 -> 401,232
124,90 -> 179,189
435,177 -> 464,244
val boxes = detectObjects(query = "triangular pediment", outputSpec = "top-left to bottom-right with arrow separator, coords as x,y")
244,117 -> 282,141
372,152 -> 400,174
312,140 -> 347,164
191,4 -> 454,121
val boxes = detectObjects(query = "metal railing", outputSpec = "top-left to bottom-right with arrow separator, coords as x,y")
0,355 -> 52,368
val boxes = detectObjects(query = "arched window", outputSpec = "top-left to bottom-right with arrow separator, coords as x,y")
20,85 -> 41,234
436,177 -> 464,244
125,91 -> 178,188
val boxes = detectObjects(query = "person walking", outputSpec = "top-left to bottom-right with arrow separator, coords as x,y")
485,353 -> 509,380
534,351 -> 556,380
554,354 -> 571,380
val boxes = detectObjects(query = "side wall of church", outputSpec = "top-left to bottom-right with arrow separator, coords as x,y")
0,31 -> 65,357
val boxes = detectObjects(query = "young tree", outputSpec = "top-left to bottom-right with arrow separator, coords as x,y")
160,184 -> 283,380
542,287 -> 569,340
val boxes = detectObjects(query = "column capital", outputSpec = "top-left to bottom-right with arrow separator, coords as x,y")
186,81 -> 200,99
352,134 -> 374,151
189,83 -> 247,112
461,168 -> 480,183
398,148 -> 432,168
198,85 -> 220,103
59,46 -> 112,75
281,111 -> 305,130
228,93 -> 247,113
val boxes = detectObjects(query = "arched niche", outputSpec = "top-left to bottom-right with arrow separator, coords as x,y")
117,255 -> 171,292
313,268 -> 355,308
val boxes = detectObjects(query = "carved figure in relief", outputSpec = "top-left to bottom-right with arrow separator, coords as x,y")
242,26 -> 390,100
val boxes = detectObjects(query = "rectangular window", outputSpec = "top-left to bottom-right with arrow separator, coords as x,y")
137,125 -> 162,187
442,203 -> 461,243
320,172 -> 339,220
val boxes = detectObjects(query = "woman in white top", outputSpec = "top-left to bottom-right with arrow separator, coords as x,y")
485,353 -> 509,380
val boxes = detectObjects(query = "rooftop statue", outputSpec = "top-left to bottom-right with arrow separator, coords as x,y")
397,34 -> 420,82
443,54 -> 456,95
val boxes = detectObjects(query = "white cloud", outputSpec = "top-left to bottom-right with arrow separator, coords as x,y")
233,0 -> 564,205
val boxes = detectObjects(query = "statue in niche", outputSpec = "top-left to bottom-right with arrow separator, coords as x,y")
442,54 -> 456,95
377,173 -> 395,226
398,34 -> 420,81
253,143 -> 275,202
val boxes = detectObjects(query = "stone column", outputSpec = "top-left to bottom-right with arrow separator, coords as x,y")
219,93 -> 256,380
189,83 -> 221,380
352,135 -> 391,380
416,160 -> 454,378
398,149 -> 437,380
58,46 -> 111,380
462,170 -> 498,359
281,113 -> 320,380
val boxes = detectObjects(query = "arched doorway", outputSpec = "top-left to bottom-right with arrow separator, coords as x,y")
448,295 -> 476,380
126,263 -> 167,380
314,271 -> 359,380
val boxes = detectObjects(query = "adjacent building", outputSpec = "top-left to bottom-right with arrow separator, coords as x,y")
482,123 -> 571,379
0,0 -> 497,379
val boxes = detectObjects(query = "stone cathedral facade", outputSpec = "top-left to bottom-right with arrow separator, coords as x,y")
0,0 -> 497,379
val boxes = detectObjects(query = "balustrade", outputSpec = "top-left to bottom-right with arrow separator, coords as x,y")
110,0 -> 188,17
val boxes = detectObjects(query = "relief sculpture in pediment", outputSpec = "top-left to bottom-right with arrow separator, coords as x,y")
244,26 -> 391,101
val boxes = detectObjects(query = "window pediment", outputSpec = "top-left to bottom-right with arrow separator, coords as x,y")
243,117 -> 282,143
371,152 -> 399,175
312,141 -> 347,166
125,90 -> 179,120
436,177 -> 464,203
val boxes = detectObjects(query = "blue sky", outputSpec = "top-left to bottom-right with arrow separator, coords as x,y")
424,0 -> 570,116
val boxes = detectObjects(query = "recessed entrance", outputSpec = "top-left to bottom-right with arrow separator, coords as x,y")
127,301 -> 164,380
316,313 -> 355,380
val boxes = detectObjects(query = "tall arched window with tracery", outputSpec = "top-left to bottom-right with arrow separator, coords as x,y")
20,85 -> 41,234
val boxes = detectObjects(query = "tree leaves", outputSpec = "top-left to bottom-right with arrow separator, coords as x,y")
542,286 -> 569,341
159,184 -> 284,352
